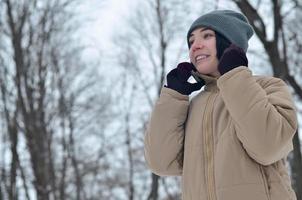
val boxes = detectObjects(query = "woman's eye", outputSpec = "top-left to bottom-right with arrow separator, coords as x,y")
204,33 -> 213,39
189,40 -> 194,46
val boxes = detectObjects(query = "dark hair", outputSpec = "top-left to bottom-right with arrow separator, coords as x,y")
215,31 -> 231,60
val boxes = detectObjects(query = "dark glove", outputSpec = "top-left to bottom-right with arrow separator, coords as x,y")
166,62 -> 205,95
218,44 -> 248,75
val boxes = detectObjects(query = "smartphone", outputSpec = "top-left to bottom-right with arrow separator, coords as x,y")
191,70 -> 203,83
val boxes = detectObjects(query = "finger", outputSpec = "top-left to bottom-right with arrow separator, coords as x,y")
166,68 -> 178,82
177,63 -> 194,81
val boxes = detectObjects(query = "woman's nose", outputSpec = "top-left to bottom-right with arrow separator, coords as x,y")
191,39 -> 204,52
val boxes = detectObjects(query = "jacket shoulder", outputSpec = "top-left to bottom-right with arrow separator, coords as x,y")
253,75 -> 287,89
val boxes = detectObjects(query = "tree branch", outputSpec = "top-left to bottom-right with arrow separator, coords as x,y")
233,0 -> 268,43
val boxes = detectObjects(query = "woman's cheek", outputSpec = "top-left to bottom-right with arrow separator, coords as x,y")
189,53 -> 194,65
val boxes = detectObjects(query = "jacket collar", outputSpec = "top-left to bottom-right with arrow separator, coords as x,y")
194,71 -> 219,91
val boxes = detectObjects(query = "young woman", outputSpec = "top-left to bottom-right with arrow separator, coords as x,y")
144,10 -> 298,200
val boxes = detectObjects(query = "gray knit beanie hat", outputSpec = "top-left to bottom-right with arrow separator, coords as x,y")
187,10 -> 254,52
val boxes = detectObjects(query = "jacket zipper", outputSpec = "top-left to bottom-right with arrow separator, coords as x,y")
260,166 -> 271,200
203,91 -> 218,200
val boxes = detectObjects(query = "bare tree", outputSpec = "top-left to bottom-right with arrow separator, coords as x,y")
112,0 -> 197,199
0,0 -> 113,199
231,0 -> 302,198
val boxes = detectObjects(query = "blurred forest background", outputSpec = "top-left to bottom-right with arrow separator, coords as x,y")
0,0 -> 301,199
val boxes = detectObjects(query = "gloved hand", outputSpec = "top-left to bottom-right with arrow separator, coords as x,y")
218,44 -> 248,75
166,62 -> 205,95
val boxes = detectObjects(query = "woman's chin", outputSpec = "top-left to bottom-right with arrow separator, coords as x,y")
196,69 -> 220,77
196,64 -> 219,76
196,67 -> 212,75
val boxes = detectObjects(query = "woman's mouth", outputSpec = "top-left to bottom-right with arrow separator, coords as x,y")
195,54 -> 210,63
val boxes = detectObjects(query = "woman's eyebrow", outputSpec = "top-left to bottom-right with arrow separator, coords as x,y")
189,28 -> 212,38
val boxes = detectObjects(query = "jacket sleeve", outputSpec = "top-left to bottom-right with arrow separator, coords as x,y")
217,66 -> 298,166
144,87 -> 189,176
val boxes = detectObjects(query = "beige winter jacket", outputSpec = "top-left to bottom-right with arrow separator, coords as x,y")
144,66 -> 298,200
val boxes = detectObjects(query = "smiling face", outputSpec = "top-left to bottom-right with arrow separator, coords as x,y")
189,27 -> 220,77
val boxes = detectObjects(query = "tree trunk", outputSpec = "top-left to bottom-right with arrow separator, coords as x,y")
147,174 -> 159,200
289,130 -> 302,200
8,122 -> 18,200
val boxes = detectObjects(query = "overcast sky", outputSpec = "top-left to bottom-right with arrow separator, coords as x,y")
76,0 -> 275,76
78,0 -> 137,56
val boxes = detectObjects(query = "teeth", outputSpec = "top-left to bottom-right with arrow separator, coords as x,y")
196,55 -> 209,61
